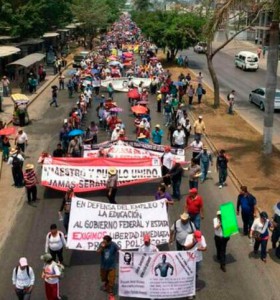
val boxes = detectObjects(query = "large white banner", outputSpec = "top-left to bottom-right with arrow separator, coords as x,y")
101,77 -> 151,92
67,197 -> 170,251
119,251 -> 196,299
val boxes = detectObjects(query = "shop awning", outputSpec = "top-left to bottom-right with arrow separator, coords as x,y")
8,53 -> 45,68
0,46 -> 21,57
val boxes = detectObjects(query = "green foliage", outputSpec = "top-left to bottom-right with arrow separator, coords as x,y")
133,0 -> 153,11
105,0 -> 126,24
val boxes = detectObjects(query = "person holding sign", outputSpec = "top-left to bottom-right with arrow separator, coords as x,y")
138,233 -> 159,253
97,235 -> 119,300
213,211 -> 230,272
106,168 -> 118,204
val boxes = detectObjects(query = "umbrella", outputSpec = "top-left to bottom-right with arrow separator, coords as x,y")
109,107 -> 123,113
66,69 -> 77,76
91,69 -> 99,74
173,81 -> 184,87
0,126 -> 16,136
131,105 -> 148,114
123,52 -> 133,57
128,89 -> 140,99
68,129 -> 84,137
108,61 -> 123,67
137,101 -> 148,105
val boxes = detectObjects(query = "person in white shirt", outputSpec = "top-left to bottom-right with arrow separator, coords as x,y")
15,129 -> 28,153
188,137 -> 203,163
172,125 -> 186,149
138,234 -> 159,253
184,230 -> 207,278
45,224 -> 67,264
111,126 -> 121,141
213,211 -> 230,272
12,257 -> 35,300
41,253 -> 61,300
161,146 -> 173,186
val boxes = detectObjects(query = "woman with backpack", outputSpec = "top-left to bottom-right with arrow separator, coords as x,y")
45,224 -> 67,264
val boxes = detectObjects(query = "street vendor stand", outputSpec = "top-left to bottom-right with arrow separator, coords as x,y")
11,93 -> 30,126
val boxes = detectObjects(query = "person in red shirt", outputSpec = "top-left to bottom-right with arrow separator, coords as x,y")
185,188 -> 204,230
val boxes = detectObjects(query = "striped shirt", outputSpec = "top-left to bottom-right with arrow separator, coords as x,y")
23,170 -> 37,188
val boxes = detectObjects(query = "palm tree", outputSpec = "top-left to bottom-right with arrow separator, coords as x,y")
263,0 -> 280,154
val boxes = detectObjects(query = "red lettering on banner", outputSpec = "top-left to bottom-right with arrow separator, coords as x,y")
72,231 -> 107,240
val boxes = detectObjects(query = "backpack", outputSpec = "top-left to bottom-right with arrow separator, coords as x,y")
15,266 -> 30,278
202,88 -> 206,95
227,93 -> 230,100
12,155 -> 22,168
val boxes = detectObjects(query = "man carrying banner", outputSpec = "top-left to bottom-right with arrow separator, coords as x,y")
97,235 -> 119,300
213,211 -> 230,272
169,212 -> 196,250
106,167 -> 118,204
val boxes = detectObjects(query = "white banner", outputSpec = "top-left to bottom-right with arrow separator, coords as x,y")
67,197 -> 170,251
101,77 -> 151,92
119,251 -> 196,299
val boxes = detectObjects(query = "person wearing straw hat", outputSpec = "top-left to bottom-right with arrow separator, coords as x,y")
213,210 -> 230,272
7,148 -> 24,188
106,167 -> 118,204
271,201 -> 280,258
169,212 -> 196,251
12,257 -> 35,300
23,163 -> 38,204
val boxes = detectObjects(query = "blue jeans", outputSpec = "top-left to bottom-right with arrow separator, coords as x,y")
172,178 -> 181,200
189,180 -> 198,190
164,112 -> 172,125
50,96 -> 58,107
254,239 -> 268,259
189,213 -> 200,230
200,162 -> 209,181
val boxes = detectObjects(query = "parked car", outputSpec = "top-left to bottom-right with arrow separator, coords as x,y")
235,51 -> 259,71
249,88 -> 280,111
72,51 -> 90,68
194,42 -> 207,54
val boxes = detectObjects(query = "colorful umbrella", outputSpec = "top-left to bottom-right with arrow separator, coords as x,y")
128,89 -> 140,99
109,107 -> 123,113
0,126 -> 16,136
131,105 -> 148,114
68,129 -> 84,137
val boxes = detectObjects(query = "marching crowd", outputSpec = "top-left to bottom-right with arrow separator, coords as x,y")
7,13 -> 280,300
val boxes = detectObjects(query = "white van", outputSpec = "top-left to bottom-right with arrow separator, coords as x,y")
234,51 -> 259,71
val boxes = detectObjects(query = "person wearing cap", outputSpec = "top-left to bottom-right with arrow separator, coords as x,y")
187,158 -> 201,190
169,212 -> 196,250
216,149 -> 228,189
250,211 -> 273,263
23,163 -> 38,204
59,187 -> 75,234
172,125 -> 186,149
106,167 -> 118,204
184,230 -> 207,277
41,253 -> 61,300
97,235 -> 120,299
138,233 -> 159,253
12,257 -> 35,300
236,186 -> 257,236
195,145 -> 213,182
7,148 -> 24,187
187,136 -> 203,163
213,211 -> 230,272
161,146 -> 173,187
185,188 -> 204,229
272,202 -> 280,258
136,123 -> 150,140
193,116 -> 206,140
15,129 -> 28,153
166,162 -> 184,200
151,124 -> 164,145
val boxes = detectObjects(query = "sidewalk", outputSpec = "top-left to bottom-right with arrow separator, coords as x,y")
213,39 -> 280,76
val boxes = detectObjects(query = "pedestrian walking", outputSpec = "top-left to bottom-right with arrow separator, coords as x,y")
227,90 -> 235,115
41,253 -> 61,300
58,187 -> 74,235
45,224 -> 67,264
154,185 -> 174,209
271,202 -> 280,258
163,100 -> 172,126
2,75 -> 10,97
188,137 -> 203,163
166,162 -> 184,200
58,72 -> 65,90
97,235 -> 120,300
156,90 -> 162,112
172,125 -> 186,149
106,167 -> 118,204
138,233 -> 159,253
23,163 -> 38,204
151,124 -> 164,145
15,128 -> 28,153
236,186 -> 257,236
193,116 -> 206,140
216,149 -> 228,189
250,211 -> 273,263
185,188 -> 204,230
2,135 -> 11,161
12,257 -> 35,300
214,210 -> 230,272
187,158 -> 201,190
161,146 -> 173,187
50,86 -> 58,107
169,212 -> 196,250
197,72 -> 203,84
107,83 -> 114,99
7,148 -> 24,187
195,83 -> 203,104
67,79 -> 74,98
187,85 -> 195,106
195,146 -> 213,182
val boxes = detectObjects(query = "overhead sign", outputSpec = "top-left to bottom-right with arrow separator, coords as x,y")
67,197 -> 170,251
119,251 -> 196,299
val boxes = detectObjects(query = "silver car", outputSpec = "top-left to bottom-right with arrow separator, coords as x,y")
249,88 -> 280,111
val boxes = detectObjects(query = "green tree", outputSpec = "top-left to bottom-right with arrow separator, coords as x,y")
133,0 -> 153,11
105,0 -> 126,24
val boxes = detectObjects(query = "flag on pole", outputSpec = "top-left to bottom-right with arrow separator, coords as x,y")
220,202 -> 239,237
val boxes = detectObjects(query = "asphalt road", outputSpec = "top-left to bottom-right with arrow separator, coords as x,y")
0,70 -> 280,300
186,49 -> 280,147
